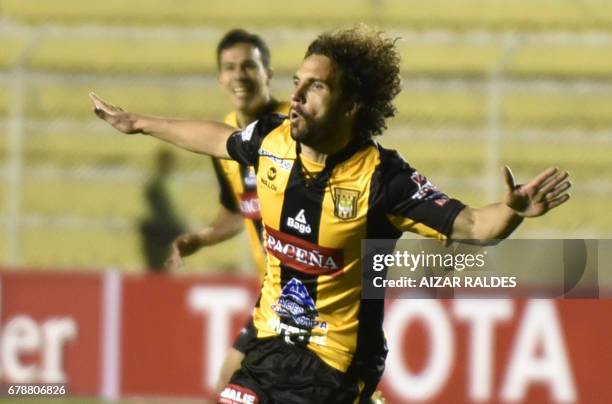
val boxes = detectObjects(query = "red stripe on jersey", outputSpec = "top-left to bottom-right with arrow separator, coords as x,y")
239,191 -> 261,220
265,225 -> 344,276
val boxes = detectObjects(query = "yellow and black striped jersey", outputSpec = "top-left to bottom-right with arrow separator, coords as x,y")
226,113 -> 465,373
212,101 -> 290,281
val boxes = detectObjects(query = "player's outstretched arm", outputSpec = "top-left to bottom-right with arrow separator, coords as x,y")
451,166 -> 571,241
165,206 -> 244,270
89,92 -> 235,158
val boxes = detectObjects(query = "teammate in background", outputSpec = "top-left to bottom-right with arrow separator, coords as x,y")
90,25 -> 571,404
163,29 -> 289,393
165,29 -> 288,276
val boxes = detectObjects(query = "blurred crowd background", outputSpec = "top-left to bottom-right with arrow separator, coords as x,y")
1,0 -> 611,273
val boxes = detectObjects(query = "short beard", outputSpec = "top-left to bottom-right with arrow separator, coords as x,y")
290,122 -> 308,142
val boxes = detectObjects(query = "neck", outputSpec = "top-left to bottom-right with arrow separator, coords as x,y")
300,128 -> 353,165
235,95 -> 274,128
300,143 -> 327,165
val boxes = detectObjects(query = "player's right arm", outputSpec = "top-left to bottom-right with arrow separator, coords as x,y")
165,157 -> 246,270
165,206 -> 244,270
89,92 -> 234,158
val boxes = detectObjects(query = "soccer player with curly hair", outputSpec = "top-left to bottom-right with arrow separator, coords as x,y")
91,25 -> 571,403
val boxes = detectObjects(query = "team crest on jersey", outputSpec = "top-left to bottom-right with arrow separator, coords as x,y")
333,188 -> 360,219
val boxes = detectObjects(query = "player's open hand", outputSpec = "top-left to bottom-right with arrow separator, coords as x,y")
503,166 -> 571,217
89,92 -> 141,134
164,233 -> 205,270
164,239 -> 185,271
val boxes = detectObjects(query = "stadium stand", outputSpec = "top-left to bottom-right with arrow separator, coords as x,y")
1,0 -> 611,270
2,0 -> 612,31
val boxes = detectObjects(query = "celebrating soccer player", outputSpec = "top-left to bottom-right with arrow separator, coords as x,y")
91,25 -> 571,404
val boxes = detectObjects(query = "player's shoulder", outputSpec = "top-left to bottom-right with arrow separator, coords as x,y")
245,111 -> 287,140
373,142 -> 416,178
371,143 -> 429,202
214,156 -> 242,174
275,101 -> 291,115
223,110 -> 238,127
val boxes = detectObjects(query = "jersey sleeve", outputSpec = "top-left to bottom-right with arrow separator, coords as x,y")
211,157 -> 239,213
384,156 -> 465,240
226,113 -> 286,168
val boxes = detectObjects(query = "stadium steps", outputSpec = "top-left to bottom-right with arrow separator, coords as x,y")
20,173 -> 214,219
15,131 -> 213,171
12,225 -> 253,271
2,0 -> 612,268
1,84 -> 611,129
6,131 -> 611,202
0,38 -> 608,80
3,140 -> 611,269
2,0 -> 612,31
0,38 -> 26,69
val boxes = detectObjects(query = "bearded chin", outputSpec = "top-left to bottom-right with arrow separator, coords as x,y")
290,122 -> 307,141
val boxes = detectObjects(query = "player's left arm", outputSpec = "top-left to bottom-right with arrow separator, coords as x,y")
451,166 -> 571,241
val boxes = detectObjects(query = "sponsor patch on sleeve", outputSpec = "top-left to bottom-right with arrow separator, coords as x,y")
410,171 -> 447,202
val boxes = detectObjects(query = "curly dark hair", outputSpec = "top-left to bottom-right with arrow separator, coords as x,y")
305,25 -> 402,142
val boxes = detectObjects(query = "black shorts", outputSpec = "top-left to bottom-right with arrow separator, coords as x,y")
219,337 -> 371,404
232,317 -> 257,354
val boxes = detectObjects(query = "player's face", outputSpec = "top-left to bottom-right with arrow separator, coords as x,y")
290,54 -> 348,147
218,43 -> 271,114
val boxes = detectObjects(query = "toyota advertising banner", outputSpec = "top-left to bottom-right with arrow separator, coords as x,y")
1,269 -> 611,403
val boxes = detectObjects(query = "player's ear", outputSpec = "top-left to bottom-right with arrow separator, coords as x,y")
266,67 -> 274,83
345,100 -> 360,118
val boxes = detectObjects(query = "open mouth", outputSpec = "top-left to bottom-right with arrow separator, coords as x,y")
232,84 -> 254,98
290,109 -> 303,123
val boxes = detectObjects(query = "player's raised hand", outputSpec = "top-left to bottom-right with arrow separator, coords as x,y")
89,92 -> 141,134
503,166 -> 571,217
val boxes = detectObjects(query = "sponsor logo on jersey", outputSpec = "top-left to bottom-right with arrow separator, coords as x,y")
239,191 -> 261,220
258,148 -> 293,171
219,384 -> 259,404
267,166 -> 277,180
274,278 -> 318,329
286,209 -> 311,234
410,171 -> 445,201
259,173 -> 277,191
265,226 -> 344,276
333,188 -> 360,219
271,278 -> 328,345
